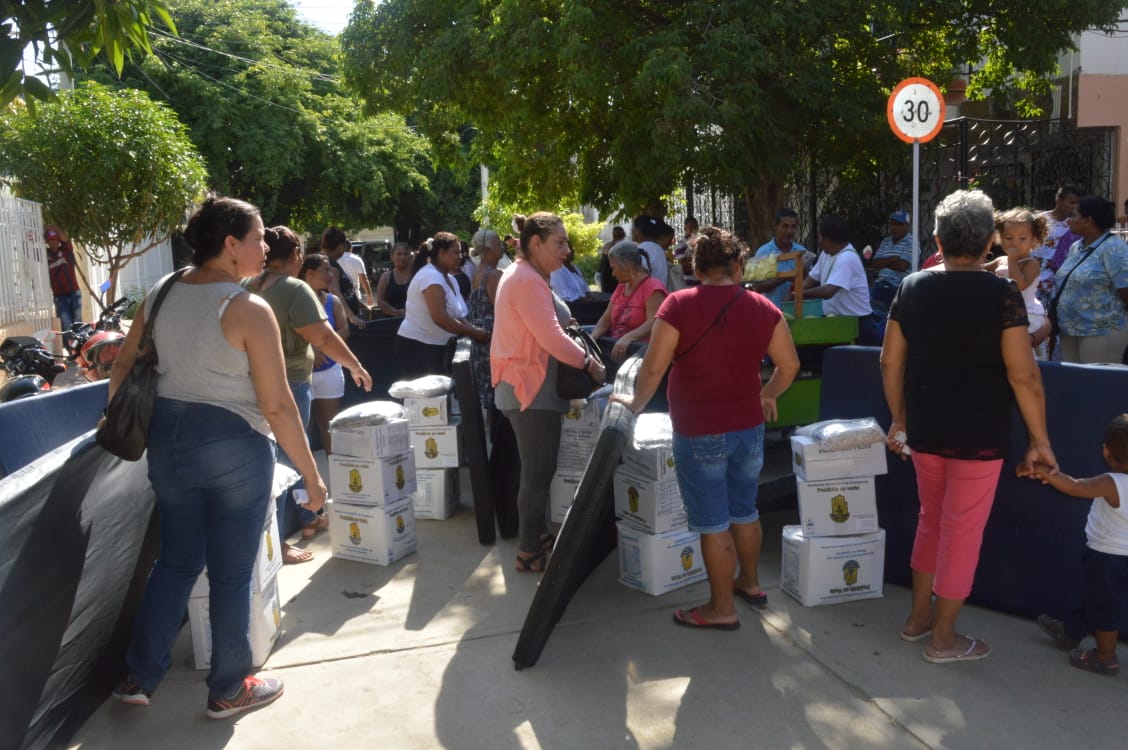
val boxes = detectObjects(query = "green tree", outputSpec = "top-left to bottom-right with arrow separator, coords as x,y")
0,81 -> 207,302
340,0 -> 1122,241
87,0 -> 437,234
2,0 -> 175,107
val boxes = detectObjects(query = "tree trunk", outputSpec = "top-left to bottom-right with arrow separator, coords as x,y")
743,176 -> 784,247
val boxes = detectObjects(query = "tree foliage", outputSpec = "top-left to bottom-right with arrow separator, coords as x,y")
0,81 -> 207,302
87,0 -> 435,233
340,0 -> 1122,239
1,0 -> 175,108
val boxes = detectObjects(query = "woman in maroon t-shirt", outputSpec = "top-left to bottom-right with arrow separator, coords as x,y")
614,227 -> 799,630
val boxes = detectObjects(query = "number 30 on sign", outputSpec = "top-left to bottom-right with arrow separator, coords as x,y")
887,77 -> 945,144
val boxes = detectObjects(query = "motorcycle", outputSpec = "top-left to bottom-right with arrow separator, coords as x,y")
61,296 -> 134,382
0,335 -> 67,402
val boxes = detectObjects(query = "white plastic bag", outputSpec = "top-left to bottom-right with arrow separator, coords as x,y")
632,412 -> 673,450
329,400 -> 407,430
795,418 -> 885,450
387,375 -> 452,399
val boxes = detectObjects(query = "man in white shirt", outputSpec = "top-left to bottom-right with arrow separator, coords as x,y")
793,214 -> 871,317
631,214 -> 669,287
337,245 -> 374,308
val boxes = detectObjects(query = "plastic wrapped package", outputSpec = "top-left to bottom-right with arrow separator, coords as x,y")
742,254 -> 778,282
387,375 -> 453,399
632,412 -> 673,450
329,400 -> 407,430
795,418 -> 885,450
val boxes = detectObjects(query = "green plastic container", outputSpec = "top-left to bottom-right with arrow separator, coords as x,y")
768,376 -> 821,428
779,299 -> 822,317
787,314 -> 859,346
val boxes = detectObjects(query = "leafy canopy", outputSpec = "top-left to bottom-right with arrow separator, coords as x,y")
340,0 -> 1122,227
88,0 -> 431,233
1,0 -> 175,108
0,81 -> 207,301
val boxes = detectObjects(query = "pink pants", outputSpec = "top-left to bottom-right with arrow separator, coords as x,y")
910,452 -> 1003,600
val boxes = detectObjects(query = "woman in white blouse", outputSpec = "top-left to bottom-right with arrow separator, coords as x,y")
395,232 -> 489,378
550,244 -> 590,302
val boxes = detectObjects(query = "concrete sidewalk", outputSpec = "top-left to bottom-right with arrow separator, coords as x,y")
70,474 -> 1127,750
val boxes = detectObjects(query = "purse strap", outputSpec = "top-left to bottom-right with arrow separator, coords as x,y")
137,268 -> 189,362
1051,232 -> 1110,310
674,286 -> 745,362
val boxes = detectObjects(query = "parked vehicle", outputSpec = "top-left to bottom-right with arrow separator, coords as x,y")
61,297 -> 134,382
0,336 -> 66,402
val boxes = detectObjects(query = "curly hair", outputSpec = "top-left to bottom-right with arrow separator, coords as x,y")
692,226 -> 746,276
995,207 -> 1048,244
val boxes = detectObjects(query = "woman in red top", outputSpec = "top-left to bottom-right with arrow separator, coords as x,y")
590,242 -> 668,361
614,227 -> 799,629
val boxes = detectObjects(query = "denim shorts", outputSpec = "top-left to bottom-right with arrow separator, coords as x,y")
672,425 -> 765,534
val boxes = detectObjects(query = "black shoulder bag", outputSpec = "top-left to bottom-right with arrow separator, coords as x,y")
96,269 -> 187,460
1048,233 -> 1109,336
556,326 -> 604,400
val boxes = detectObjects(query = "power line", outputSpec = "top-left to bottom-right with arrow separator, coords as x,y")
149,28 -> 341,85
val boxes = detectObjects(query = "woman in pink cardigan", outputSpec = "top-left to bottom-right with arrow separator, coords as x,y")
491,212 -> 607,572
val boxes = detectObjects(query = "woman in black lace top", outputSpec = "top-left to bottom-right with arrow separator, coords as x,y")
881,190 -> 1058,664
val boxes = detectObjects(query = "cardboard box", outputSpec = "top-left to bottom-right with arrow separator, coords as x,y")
189,577 -> 282,670
557,434 -> 598,476
404,394 -> 451,426
780,525 -> 885,607
328,498 -> 417,566
790,434 -> 887,482
613,466 -> 688,534
561,398 -> 601,434
549,472 -> 582,524
622,444 -> 676,481
616,521 -> 707,596
330,418 -> 411,459
413,467 -> 460,520
329,452 -> 417,507
411,421 -> 464,468
190,497 -> 281,598
796,476 -> 880,537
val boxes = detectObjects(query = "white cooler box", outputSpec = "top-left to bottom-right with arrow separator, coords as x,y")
329,497 -> 417,566
411,421 -> 464,469
780,525 -> 885,607
331,418 -> 411,460
616,521 -> 707,596
404,394 -> 452,426
414,467 -> 460,520
613,466 -> 688,534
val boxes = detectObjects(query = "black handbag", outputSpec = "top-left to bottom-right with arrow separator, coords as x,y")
556,326 -> 604,400
96,269 -> 186,460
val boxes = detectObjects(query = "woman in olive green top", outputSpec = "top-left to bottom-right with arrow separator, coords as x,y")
244,226 -> 373,563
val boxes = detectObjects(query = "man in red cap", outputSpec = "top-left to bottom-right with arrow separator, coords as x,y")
45,226 -> 82,330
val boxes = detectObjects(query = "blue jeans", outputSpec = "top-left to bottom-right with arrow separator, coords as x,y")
128,398 -> 275,700
54,291 -> 82,331
277,381 -> 315,538
672,425 -> 765,534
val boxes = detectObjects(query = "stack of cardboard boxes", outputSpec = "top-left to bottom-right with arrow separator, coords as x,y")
549,398 -> 603,524
188,497 -> 284,670
405,392 -> 463,521
613,414 -> 707,596
781,432 -> 888,607
327,414 -> 418,565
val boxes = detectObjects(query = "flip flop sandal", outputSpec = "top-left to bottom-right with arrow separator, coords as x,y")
733,585 -> 767,608
900,628 -> 933,643
672,608 -> 741,631
922,636 -> 991,663
539,533 -> 556,552
515,550 -> 547,573
1069,648 -> 1120,676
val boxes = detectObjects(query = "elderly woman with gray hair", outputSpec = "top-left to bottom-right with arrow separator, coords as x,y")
881,189 -> 1056,664
590,241 -> 669,361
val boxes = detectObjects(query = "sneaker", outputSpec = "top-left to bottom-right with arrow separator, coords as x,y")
1037,614 -> 1080,651
112,680 -> 152,706
206,676 -> 284,719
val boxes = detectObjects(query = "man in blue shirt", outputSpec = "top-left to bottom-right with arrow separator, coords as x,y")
751,207 -> 806,307
869,210 -> 914,315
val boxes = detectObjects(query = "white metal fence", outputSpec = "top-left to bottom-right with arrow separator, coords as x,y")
0,190 -> 52,332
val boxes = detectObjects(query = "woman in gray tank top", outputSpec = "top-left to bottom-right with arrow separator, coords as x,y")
107,197 -> 326,719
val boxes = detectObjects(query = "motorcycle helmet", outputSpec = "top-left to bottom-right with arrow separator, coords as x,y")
0,374 -> 48,402
79,330 -> 124,381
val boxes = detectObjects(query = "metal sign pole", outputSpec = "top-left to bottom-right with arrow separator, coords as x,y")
912,139 -> 920,271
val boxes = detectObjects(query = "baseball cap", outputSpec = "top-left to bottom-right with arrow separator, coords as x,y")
889,211 -> 910,224
45,229 -> 60,240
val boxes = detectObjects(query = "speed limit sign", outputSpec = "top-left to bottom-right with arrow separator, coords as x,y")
887,77 -> 945,143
